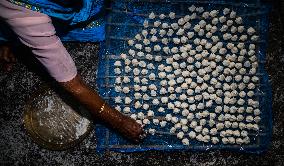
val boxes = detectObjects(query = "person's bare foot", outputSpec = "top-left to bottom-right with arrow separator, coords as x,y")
0,45 -> 16,72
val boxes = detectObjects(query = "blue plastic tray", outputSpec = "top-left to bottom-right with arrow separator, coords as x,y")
96,0 -> 272,154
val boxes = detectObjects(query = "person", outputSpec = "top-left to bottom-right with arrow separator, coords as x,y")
0,0 -> 145,143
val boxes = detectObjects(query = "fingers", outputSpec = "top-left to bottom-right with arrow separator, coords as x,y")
5,47 -> 16,63
122,124 -> 144,143
3,63 -> 13,72
0,46 -> 16,72
115,115 -> 147,143
10,55 -> 16,63
130,122 -> 147,142
0,46 -> 16,63
7,50 -> 16,63
139,132 -> 147,139
2,47 -> 10,62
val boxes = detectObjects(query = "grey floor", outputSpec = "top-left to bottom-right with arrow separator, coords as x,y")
1,3 -> 284,166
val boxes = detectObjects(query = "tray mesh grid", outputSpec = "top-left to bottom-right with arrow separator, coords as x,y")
96,0 -> 272,153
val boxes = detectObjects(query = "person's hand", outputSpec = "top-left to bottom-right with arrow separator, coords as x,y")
0,45 -> 16,72
111,111 -> 146,143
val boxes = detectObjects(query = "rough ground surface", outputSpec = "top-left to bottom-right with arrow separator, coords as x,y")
0,3 -> 283,166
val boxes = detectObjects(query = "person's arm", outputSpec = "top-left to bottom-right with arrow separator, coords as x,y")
60,74 -> 145,143
0,1 -> 145,142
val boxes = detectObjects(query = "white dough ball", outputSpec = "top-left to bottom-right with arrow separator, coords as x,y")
169,12 -> 175,19
211,137 -> 219,144
148,128 -> 156,135
177,131 -> 184,139
182,138 -> 189,145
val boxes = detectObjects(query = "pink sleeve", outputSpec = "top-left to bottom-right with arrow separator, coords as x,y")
0,1 -> 77,82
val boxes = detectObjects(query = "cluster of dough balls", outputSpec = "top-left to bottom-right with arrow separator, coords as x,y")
112,5 -> 261,146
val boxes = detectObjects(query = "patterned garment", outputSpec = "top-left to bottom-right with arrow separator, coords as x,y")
1,0 -> 106,42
